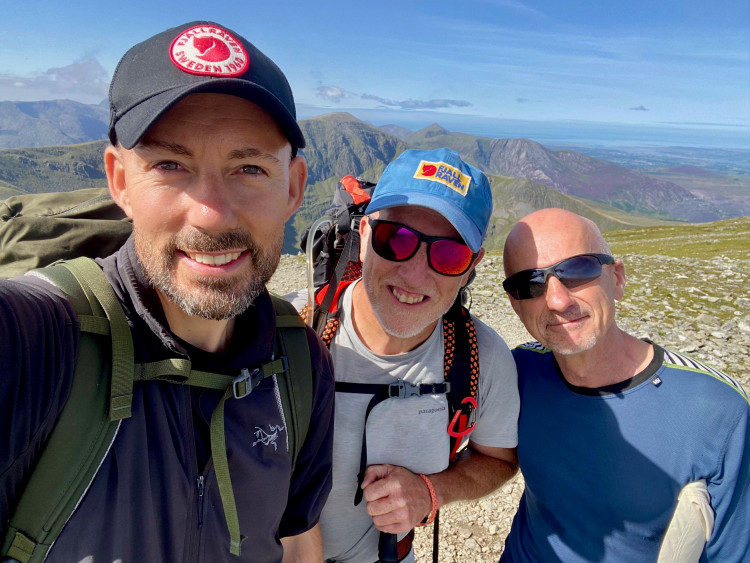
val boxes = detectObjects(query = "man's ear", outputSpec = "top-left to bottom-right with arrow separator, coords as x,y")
104,145 -> 133,218
358,215 -> 371,263
612,259 -> 627,301
285,154 -> 308,220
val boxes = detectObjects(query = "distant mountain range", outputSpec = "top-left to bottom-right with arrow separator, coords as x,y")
1,99 -> 747,254
0,100 -> 108,148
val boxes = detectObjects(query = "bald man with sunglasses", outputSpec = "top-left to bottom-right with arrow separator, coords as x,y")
500,208 -> 749,562
308,149 -> 519,563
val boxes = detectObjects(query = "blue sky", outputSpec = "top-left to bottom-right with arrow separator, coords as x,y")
1,0 -> 749,148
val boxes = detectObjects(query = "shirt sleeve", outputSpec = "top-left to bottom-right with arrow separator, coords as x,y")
278,326 -> 335,536
705,398 -> 750,561
0,277 -> 79,532
469,318 -> 519,449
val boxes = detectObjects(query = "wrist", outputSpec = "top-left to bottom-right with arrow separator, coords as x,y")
417,473 -> 438,526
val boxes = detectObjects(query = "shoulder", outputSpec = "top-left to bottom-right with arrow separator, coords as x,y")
658,346 -> 748,403
512,341 -> 553,359
0,274 -> 78,328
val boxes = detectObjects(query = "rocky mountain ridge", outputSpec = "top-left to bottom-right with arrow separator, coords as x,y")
1,103 -> 746,249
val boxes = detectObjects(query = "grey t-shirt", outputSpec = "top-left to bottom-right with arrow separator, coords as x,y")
319,282 -> 519,562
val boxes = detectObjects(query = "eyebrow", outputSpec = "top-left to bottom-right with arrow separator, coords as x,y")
135,140 -> 281,164
136,139 -> 192,157
227,147 -> 282,165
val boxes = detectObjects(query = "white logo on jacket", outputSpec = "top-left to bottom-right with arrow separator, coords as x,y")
252,425 -> 286,451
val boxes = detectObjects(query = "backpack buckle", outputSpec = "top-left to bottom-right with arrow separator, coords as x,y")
233,367 -> 264,399
388,380 -> 421,398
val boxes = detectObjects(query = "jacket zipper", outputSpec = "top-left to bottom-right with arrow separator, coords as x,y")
197,475 -> 205,528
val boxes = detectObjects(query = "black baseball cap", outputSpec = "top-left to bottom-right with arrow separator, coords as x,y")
108,21 -> 305,150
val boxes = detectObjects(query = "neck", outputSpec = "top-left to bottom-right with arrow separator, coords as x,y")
555,329 -> 653,388
158,292 -> 235,353
350,282 -> 436,355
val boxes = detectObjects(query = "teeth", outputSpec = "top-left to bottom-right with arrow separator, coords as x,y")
393,288 -> 425,304
188,252 -> 242,266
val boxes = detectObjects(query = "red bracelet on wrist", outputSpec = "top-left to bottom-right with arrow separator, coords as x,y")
417,473 -> 438,526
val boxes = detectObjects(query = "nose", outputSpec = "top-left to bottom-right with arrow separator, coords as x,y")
186,173 -> 238,232
396,242 -> 433,283
544,275 -> 576,312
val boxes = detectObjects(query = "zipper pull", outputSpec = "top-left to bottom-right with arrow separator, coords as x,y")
197,475 -> 205,528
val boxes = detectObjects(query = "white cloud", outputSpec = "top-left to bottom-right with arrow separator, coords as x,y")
0,58 -> 109,103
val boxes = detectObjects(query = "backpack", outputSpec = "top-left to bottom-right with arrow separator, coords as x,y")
300,175 -> 481,563
0,189 -> 315,561
0,187 -> 132,279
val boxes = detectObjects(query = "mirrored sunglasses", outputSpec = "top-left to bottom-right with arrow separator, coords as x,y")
503,253 -> 615,300
368,219 -> 476,277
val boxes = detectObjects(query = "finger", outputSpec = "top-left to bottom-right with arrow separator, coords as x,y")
362,473 -> 405,504
360,463 -> 392,489
371,509 -> 413,534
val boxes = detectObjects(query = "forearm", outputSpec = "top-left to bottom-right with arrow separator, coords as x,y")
429,444 -> 518,509
281,524 -> 323,563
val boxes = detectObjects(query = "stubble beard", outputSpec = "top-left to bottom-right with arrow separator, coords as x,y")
540,306 -> 598,356
135,228 -> 282,320
363,278 -> 449,341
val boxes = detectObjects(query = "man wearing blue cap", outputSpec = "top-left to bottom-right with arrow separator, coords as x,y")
309,148 -> 519,562
0,22 -> 334,562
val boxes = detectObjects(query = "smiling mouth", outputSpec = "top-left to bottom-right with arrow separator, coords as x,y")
392,287 -> 426,304
186,251 -> 243,266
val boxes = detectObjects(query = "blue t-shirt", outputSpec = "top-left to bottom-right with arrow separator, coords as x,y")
502,342 -> 749,562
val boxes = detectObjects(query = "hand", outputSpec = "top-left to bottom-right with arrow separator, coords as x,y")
360,464 -> 433,533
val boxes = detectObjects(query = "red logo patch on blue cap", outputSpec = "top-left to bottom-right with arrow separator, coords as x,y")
169,25 -> 249,77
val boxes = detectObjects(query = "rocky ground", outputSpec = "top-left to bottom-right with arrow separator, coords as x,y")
268,249 -> 749,563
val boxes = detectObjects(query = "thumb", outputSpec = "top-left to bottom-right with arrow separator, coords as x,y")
361,464 -> 393,489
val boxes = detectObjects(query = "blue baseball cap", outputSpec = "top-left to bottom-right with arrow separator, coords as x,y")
366,148 -> 493,252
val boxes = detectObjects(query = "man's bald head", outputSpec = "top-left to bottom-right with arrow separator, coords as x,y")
503,208 -> 610,276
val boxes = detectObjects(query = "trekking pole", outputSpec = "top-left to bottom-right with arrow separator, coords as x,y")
378,531 -> 399,563
304,217 -> 333,327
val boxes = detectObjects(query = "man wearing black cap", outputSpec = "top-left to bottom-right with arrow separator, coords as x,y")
0,22 -> 334,562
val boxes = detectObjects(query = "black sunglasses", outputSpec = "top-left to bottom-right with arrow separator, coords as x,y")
503,253 -> 615,300
368,219 -> 477,277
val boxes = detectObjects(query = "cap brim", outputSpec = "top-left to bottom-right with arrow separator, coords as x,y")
366,193 -> 483,252
112,79 -> 305,149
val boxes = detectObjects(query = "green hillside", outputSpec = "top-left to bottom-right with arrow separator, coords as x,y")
0,113 -> 723,255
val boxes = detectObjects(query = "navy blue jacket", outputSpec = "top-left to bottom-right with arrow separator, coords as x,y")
0,238 -> 335,562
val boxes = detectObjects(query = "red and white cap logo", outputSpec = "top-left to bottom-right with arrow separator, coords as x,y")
169,25 -> 250,77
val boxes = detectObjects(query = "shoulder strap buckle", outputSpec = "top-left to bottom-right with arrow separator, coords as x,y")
388,380 -> 419,399
232,367 -> 265,399
387,380 -> 451,399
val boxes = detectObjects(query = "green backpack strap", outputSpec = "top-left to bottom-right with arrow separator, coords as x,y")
1,257 -> 132,563
270,294 -> 313,470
